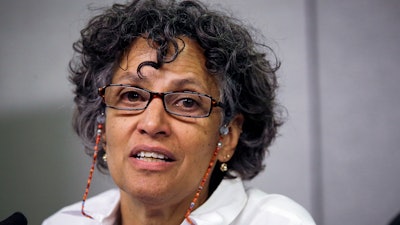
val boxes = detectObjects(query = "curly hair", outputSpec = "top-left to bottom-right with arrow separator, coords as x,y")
70,0 -> 282,181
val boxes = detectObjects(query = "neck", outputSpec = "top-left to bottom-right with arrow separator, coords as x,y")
118,187 -> 209,225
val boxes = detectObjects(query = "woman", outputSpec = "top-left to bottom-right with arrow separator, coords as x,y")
43,0 -> 315,224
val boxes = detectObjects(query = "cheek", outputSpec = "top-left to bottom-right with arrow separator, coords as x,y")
186,128 -> 219,158
104,117 -> 131,150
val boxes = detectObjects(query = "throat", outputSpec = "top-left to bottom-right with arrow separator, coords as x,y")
118,189 -> 207,225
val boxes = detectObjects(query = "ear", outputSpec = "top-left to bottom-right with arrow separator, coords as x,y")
217,114 -> 244,162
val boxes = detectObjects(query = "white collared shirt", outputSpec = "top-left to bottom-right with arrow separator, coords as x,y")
43,178 -> 315,225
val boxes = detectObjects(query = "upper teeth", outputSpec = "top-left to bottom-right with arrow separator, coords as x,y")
137,151 -> 168,160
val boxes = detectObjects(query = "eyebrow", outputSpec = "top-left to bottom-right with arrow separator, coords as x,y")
114,72 -> 208,92
171,77 -> 206,90
114,72 -> 142,83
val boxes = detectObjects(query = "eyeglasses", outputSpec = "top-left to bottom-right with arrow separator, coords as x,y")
98,84 -> 224,118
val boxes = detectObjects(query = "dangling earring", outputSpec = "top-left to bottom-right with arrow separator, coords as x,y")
220,154 -> 231,172
81,112 -> 105,219
217,140 -> 227,172
220,162 -> 228,172
102,153 -> 107,162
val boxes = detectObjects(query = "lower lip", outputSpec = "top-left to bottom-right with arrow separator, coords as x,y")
129,157 -> 174,171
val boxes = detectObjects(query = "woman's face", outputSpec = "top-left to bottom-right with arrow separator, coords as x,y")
103,37 -> 225,207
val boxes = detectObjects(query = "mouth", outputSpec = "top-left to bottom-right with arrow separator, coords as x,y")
132,151 -> 174,162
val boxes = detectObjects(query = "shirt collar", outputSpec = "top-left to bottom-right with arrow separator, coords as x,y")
85,189 -> 120,225
186,177 -> 247,225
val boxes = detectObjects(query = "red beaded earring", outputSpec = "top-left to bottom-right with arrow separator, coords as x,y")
184,135 -> 223,224
81,113 -> 105,219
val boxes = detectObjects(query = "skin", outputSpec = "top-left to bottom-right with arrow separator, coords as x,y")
103,37 -> 243,225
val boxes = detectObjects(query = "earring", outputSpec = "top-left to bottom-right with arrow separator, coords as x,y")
81,112 -> 104,219
220,162 -> 228,172
102,153 -> 107,162
220,154 -> 231,172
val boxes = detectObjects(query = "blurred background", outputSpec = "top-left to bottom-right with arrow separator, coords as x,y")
1,0 -> 399,224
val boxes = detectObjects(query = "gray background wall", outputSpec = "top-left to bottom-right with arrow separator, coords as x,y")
0,1 -> 399,225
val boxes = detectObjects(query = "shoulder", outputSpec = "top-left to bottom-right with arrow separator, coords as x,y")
42,189 -> 120,225
234,187 -> 316,225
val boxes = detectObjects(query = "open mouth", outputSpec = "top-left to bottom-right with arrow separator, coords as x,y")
133,151 -> 174,162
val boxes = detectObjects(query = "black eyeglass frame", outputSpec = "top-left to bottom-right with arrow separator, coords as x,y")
98,84 -> 225,118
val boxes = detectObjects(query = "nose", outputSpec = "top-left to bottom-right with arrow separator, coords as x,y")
136,95 -> 171,137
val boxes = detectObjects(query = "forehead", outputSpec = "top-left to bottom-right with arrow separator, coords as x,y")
112,37 -> 219,95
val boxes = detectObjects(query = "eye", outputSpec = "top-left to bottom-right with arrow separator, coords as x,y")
121,91 -> 142,102
167,93 -> 205,113
117,87 -> 149,108
180,98 -> 198,108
